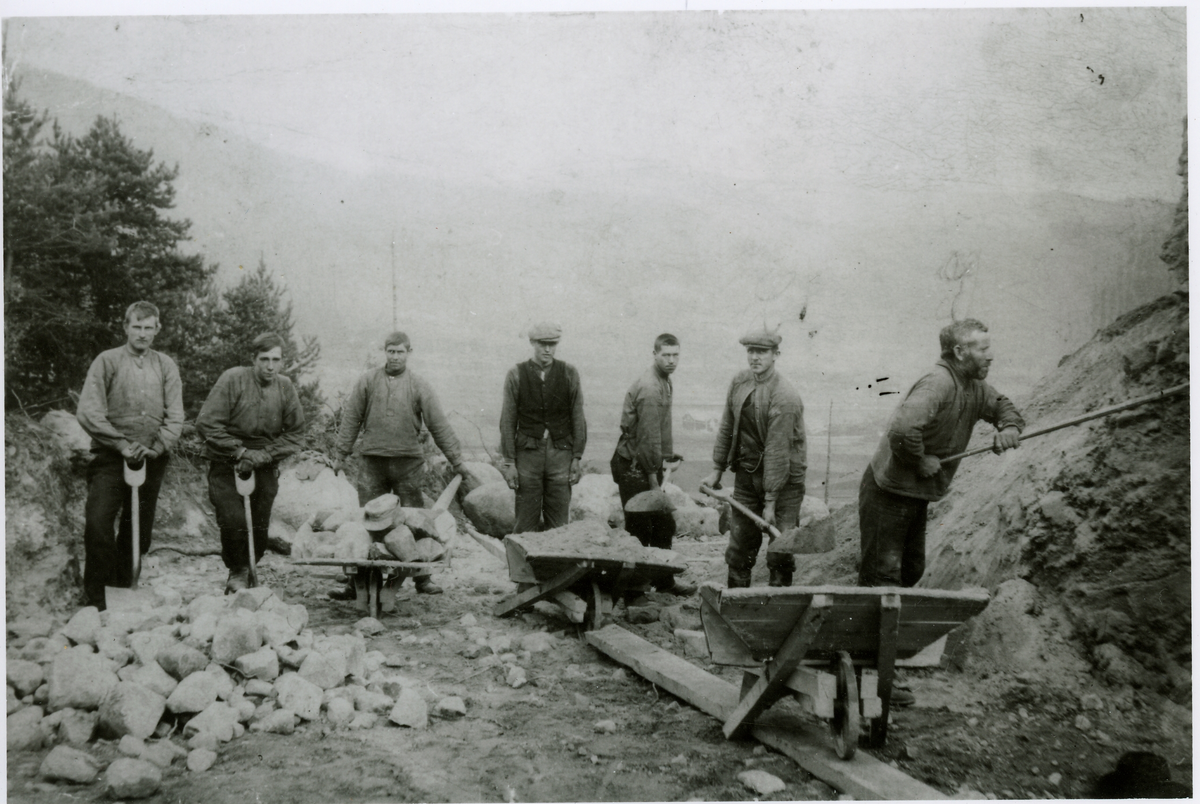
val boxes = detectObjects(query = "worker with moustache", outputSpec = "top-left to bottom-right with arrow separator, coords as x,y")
76,301 -> 184,610
196,332 -> 306,594
330,330 -> 468,596
498,322 -> 587,533
704,328 -> 807,588
611,333 -> 696,597
859,318 -> 1025,589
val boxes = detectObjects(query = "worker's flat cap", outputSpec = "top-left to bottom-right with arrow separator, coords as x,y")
739,328 -> 782,348
528,322 -> 562,343
363,493 -> 399,531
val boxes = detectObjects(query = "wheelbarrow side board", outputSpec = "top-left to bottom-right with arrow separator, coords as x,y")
702,584 -> 990,666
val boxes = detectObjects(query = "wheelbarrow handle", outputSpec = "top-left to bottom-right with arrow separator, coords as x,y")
700,484 -> 783,540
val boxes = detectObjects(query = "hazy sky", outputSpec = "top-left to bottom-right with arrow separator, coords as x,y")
3,4 -> 1187,454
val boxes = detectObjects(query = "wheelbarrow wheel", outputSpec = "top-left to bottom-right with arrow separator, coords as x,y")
830,650 -> 859,760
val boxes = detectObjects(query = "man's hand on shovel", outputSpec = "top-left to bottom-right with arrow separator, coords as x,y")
761,499 -> 777,533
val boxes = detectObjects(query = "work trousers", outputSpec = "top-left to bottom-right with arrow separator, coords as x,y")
357,455 -> 429,582
513,438 -> 573,533
610,452 -> 677,590
83,450 -> 170,609
724,469 -> 802,574
857,467 -> 928,587
359,455 -> 426,508
208,462 -> 278,572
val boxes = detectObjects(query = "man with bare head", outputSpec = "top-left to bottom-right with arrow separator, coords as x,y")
77,301 -> 184,610
858,318 -> 1025,590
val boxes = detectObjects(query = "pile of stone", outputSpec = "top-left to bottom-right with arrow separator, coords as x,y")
291,496 -> 456,563
511,520 -> 686,568
6,586 -> 469,797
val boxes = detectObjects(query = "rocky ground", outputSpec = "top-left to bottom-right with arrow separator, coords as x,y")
6,294 -> 1192,802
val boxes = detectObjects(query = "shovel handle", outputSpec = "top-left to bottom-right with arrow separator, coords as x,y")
699,485 -> 783,541
124,459 -> 147,488
433,473 -> 463,513
244,492 -> 258,588
235,469 -> 257,496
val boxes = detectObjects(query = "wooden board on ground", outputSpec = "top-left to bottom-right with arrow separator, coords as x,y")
585,624 -> 948,801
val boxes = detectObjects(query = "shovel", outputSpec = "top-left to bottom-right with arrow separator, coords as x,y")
624,463 -> 676,514
699,484 -> 834,554
105,458 -> 160,612
236,470 -> 259,588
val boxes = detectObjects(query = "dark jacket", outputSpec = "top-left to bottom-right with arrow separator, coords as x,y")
712,367 -> 806,501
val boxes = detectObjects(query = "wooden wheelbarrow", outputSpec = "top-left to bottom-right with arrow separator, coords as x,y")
493,532 -> 687,630
292,475 -> 462,618
700,583 -> 989,758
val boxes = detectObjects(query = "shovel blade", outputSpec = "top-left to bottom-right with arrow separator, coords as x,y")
624,490 -> 674,514
104,586 -> 160,612
767,523 -> 836,555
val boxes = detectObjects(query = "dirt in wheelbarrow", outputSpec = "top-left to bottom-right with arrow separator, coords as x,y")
7,528 -> 1192,802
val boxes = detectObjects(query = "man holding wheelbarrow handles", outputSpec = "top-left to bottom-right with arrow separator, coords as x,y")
611,333 -> 695,598
858,318 -> 1024,591
77,301 -> 184,610
196,332 -> 306,594
704,327 -> 807,589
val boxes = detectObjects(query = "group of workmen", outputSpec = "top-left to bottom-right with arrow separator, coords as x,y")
77,302 -> 1025,648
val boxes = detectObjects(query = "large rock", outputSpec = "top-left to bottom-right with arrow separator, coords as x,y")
388,687 -> 428,729
235,647 -> 280,682
325,697 -> 355,727
334,521 -> 372,561
251,709 -> 297,734
383,525 -> 420,561
570,473 -> 623,527
186,594 -> 228,623
99,682 -> 166,739
41,410 -> 93,456
211,612 -> 263,664
61,606 -> 103,646
299,651 -> 347,690
39,744 -> 102,784
104,758 -> 162,799
128,630 -> 178,667
165,672 -> 220,714
47,647 -> 119,712
413,537 -> 446,562
231,586 -> 276,612
274,673 -> 323,721
183,701 -> 239,742
273,463 -> 359,530
8,705 -> 46,750
129,663 -> 178,699
156,643 -> 210,681
50,708 -> 97,746
462,482 -> 516,537
254,609 -> 300,647
7,659 -> 45,697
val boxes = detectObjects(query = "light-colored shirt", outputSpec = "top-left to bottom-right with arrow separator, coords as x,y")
335,367 -> 463,465
195,367 -> 305,462
76,344 -> 184,455
614,365 -> 673,476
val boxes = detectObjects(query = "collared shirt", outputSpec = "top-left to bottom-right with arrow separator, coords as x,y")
195,367 -> 306,462
614,365 -> 673,476
76,344 -> 184,454
712,366 -> 806,500
869,359 -> 1025,501
499,359 -> 587,462
335,367 -> 464,465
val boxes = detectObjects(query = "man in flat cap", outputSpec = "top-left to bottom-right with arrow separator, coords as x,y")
499,322 -> 587,533
330,330 -> 469,597
704,327 -> 806,588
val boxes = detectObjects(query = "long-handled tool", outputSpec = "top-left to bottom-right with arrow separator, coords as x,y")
236,470 -> 259,588
625,462 -> 677,513
700,484 -> 834,554
940,382 -> 1189,465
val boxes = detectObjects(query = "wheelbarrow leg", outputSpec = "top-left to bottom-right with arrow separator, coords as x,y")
352,570 -> 371,614
723,594 -> 831,739
494,564 -> 593,618
868,592 -> 902,748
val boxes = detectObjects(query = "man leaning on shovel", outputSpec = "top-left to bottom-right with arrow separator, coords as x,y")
611,333 -> 696,599
76,301 -> 184,611
703,327 -> 807,589
196,332 -> 305,594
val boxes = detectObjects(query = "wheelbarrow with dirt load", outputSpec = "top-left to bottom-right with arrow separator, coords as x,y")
291,475 -> 463,618
491,522 -> 689,630
700,583 -> 990,758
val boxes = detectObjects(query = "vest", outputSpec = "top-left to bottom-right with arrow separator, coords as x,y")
516,360 -> 573,444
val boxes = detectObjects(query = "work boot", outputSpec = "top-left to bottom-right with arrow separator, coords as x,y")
768,569 -> 793,588
726,567 -> 752,588
890,687 -> 916,707
224,568 -> 250,595
414,577 -> 443,595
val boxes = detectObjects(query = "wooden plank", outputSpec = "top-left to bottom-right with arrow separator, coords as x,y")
754,713 -> 948,801
723,595 -> 830,739
587,624 -> 948,801
493,563 -> 593,618
585,624 -> 738,720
